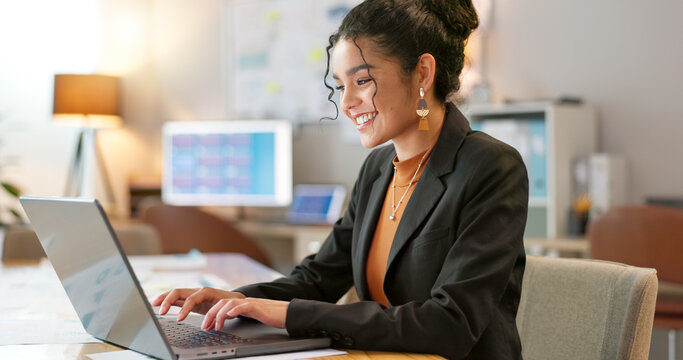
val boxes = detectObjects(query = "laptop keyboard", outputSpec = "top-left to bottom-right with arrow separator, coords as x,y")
158,317 -> 253,349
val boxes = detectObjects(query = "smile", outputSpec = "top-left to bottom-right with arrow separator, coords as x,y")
354,112 -> 377,126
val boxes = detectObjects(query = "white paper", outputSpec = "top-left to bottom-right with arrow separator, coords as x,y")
229,0 -> 363,122
87,348 -> 347,360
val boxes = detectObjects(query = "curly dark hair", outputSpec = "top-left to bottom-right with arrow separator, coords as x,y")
323,0 -> 479,119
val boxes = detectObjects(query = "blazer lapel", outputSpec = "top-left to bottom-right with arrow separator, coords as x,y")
353,153 -> 394,300
385,104 -> 471,275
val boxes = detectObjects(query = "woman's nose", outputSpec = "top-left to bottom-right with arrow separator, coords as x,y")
340,88 -> 361,112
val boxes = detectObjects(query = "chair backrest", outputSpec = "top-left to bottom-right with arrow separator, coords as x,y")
1,223 -> 162,261
517,255 -> 658,360
588,205 -> 683,284
112,222 -> 163,255
139,203 -> 272,267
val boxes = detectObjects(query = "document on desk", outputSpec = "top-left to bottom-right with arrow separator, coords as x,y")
86,348 -> 347,360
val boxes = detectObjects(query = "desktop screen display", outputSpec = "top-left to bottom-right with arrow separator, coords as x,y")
162,120 -> 292,206
288,184 -> 347,224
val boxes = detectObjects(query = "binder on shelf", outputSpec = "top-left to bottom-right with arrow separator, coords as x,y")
527,120 -> 547,199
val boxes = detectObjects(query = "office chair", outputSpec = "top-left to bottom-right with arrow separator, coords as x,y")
111,221 -> 163,255
516,255 -> 658,360
1,222 -> 162,262
139,203 -> 272,267
588,205 -> 683,359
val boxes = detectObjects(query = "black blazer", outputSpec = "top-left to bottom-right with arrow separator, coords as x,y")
235,103 -> 528,360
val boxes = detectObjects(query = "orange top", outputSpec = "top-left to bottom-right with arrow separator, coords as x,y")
365,147 -> 433,307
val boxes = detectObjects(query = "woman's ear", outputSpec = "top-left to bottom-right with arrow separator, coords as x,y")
415,53 -> 437,93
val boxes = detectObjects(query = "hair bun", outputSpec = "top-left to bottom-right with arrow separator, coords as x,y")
422,0 -> 479,38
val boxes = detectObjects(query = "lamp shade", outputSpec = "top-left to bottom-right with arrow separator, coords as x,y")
53,74 -> 122,128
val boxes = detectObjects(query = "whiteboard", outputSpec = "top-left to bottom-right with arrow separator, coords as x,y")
225,0 -> 362,123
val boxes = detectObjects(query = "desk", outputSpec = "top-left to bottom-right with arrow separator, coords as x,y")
1,253 -> 443,360
235,221 -> 333,264
524,237 -> 590,257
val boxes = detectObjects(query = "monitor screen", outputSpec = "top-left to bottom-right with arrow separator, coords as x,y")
162,120 -> 292,206
288,184 -> 347,224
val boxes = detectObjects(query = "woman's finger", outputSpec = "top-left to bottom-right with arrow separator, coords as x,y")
202,299 -> 229,330
159,288 -> 196,315
177,288 -> 211,321
151,290 -> 171,306
213,299 -> 242,330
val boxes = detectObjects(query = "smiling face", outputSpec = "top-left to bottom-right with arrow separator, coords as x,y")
331,37 -> 420,149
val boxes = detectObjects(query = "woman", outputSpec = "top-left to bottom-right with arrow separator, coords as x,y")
153,0 -> 528,358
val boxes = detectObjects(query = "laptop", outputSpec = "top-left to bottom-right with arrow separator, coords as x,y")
19,196 -> 331,360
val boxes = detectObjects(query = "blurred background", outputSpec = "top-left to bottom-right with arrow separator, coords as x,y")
1,0 -> 682,357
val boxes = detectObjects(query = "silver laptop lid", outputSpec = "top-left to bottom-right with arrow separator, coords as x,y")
20,196 -> 175,360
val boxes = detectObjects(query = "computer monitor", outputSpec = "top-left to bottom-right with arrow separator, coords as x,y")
162,120 -> 292,207
288,184 -> 347,224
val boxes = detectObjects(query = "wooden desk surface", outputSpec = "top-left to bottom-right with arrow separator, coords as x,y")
1,253 -> 444,360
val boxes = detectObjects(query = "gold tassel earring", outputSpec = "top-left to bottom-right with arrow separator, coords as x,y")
416,87 -> 430,131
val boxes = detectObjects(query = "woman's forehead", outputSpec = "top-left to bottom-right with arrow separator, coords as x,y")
331,38 -> 398,75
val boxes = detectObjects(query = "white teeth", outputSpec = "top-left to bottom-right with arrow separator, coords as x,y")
355,112 -> 376,125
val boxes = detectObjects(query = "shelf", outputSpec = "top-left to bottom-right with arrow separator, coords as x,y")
463,103 -> 597,238
463,102 -> 551,118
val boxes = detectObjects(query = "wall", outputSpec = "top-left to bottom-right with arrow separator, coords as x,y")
0,0 -> 100,221
487,0 -> 683,203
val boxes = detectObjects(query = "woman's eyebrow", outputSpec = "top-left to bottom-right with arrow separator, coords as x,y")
332,64 -> 375,80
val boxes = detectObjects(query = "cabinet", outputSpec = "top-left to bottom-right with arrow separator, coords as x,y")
463,102 -> 597,238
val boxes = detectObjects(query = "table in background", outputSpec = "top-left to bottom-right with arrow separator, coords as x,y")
235,220 -> 591,262
0,253 -> 444,360
235,221 -> 333,264
524,237 -> 590,257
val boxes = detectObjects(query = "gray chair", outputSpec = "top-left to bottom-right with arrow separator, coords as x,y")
111,221 -> 163,255
1,222 -> 162,261
517,255 -> 658,360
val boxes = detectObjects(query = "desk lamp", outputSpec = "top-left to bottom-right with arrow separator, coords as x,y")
53,74 -> 121,206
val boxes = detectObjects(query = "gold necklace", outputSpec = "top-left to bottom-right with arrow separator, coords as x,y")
389,150 -> 429,221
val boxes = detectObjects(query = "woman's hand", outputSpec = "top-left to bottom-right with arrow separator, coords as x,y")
202,298 -> 290,330
151,287 -> 246,322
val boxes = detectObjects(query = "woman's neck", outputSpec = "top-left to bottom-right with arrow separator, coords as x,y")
393,102 -> 446,161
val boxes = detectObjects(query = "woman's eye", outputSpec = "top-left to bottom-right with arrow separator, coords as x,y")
335,85 -> 345,91
357,79 -> 370,86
